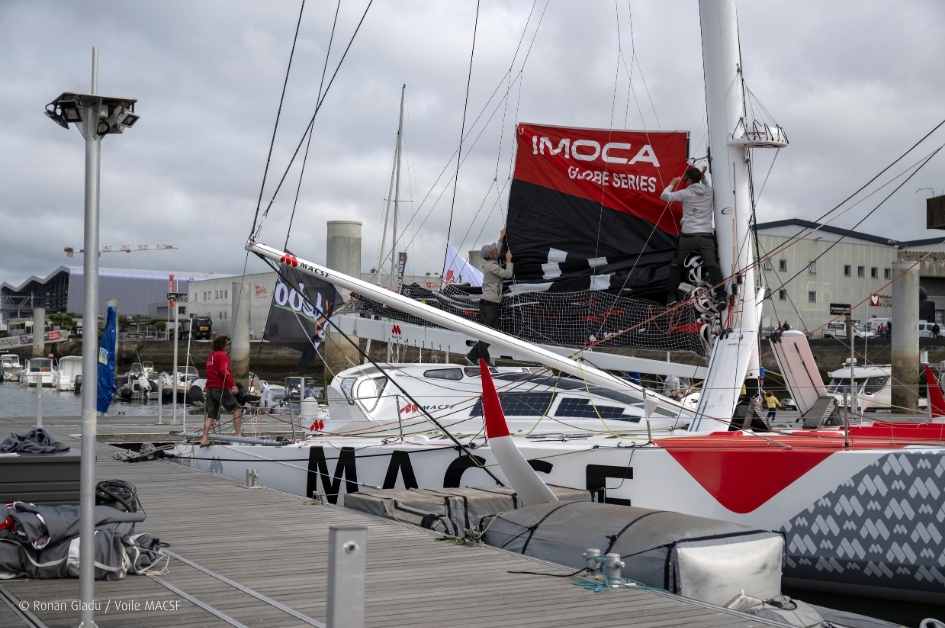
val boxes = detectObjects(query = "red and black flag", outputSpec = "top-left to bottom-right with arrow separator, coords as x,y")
506,123 -> 689,299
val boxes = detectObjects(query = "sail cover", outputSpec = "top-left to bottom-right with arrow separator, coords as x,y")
507,124 -> 689,298
264,267 -> 343,350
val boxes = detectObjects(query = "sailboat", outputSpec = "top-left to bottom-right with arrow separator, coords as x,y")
177,0 -> 945,606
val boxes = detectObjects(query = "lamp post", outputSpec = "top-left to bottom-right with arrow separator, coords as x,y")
44,49 -> 139,628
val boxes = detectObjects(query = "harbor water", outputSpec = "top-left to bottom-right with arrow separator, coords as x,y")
0,381 -> 199,419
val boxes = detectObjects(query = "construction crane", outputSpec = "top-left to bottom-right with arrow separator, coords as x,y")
64,243 -> 177,257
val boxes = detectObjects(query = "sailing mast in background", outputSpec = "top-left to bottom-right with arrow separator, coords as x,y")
376,84 -> 406,291
691,0 -> 787,431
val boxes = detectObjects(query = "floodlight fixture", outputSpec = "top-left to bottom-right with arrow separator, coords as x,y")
59,98 -> 82,123
44,92 -> 139,137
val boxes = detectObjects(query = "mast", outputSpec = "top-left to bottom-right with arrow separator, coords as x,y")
691,0 -> 761,430
390,84 -> 405,290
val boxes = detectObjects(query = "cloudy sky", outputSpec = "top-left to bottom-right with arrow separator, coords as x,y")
2,0 -> 944,288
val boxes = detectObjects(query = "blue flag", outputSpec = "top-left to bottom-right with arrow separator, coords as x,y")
97,302 -> 118,413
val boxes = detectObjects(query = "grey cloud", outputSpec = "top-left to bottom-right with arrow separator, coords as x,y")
2,0 -> 944,290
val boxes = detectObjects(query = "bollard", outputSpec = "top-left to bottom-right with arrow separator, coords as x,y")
327,526 -> 367,628
603,553 -> 625,588
583,548 -> 603,577
244,468 -> 258,488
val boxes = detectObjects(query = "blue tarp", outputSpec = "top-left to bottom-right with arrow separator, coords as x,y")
96,303 -> 118,413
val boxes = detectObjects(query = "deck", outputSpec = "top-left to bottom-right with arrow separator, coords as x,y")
0,414 -> 783,627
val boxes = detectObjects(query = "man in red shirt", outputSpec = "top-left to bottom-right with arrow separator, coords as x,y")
200,335 -> 242,446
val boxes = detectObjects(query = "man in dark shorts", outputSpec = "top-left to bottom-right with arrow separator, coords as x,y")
200,335 -> 242,446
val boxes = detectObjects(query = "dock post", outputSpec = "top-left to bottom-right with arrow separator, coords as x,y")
157,378 -> 163,424
36,382 -> 43,427
327,525 -> 367,628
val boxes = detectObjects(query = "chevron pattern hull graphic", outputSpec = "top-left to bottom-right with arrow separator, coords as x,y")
783,451 -> 945,595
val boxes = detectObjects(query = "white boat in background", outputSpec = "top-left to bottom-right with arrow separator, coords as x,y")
56,355 -> 82,392
1,354 -> 22,382
329,362 -> 686,434
827,363 -> 891,412
24,357 -> 56,387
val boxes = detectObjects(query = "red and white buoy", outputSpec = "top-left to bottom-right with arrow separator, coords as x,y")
479,358 -> 558,506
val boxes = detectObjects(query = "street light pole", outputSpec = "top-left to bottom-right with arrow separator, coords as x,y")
45,48 -> 139,628
78,49 -> 102,628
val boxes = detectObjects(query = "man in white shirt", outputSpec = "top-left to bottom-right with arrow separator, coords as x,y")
660,166 -> 725,305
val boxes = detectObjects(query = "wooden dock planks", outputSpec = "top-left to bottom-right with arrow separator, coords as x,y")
0,414 -> 781,627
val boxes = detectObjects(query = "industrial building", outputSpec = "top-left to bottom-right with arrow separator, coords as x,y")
0,266 -> 221,319
756,219 -> 945,333
186,270 -> 447,338
186,272 -> 277,339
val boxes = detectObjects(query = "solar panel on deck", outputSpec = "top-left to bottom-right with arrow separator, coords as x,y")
469,392 -> 555,417
555,397 -> 639,421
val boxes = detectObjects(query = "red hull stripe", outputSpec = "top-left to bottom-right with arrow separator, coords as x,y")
654,430 -> 925,514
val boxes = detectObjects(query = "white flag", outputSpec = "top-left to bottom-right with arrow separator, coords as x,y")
443,245 -> 483,287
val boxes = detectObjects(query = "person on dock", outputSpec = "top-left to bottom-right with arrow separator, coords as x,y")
660,166 -> 725,306
764,390 -> 782,422
467,232 -> 513,365
200,335 -> 242,446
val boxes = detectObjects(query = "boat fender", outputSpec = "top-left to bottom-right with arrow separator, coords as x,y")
726,593 -> 825,628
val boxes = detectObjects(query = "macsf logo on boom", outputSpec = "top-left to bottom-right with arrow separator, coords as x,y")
531,135 -> 661,167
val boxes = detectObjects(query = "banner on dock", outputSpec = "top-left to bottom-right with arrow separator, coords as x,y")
264,267 -> 342,349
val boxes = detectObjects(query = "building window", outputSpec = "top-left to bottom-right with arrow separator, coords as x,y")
884,267 -> 891,280
857,266 -> 865,278
808,290 -> 816,304
843,265 -> 851,277
778,259 -> 787,272
778,289 -> 787,301
224,289 -> 228,300
808,262 -> 816,275
763,260 -> 772,271
871,267 -> 878,279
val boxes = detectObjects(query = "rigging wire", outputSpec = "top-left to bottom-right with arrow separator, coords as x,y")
389,0 -> 550,265
757,116 -> 945,266
449,0 -> 541,263
249,0 -> 307,241
441,0 -> 482,283
253,0 -> 375,240
573,142 -> 945,355
285,0 -> 343,250
765,144 -> 944,300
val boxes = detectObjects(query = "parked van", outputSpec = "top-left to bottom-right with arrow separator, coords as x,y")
822,321 -> 847,339
918,320 -> 939,338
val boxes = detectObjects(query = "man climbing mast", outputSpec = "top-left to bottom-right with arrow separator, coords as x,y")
660,165 -> 726,307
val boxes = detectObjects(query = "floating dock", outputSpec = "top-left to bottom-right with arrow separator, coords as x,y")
0,415 -> 785,627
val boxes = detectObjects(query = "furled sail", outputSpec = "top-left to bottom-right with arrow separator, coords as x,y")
506,123 -> 689,299
263,267 -> 343,353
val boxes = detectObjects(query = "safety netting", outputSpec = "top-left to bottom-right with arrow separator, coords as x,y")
354,283 -> 711,355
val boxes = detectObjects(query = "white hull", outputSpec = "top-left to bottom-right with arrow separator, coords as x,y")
176,428 -> 945,604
